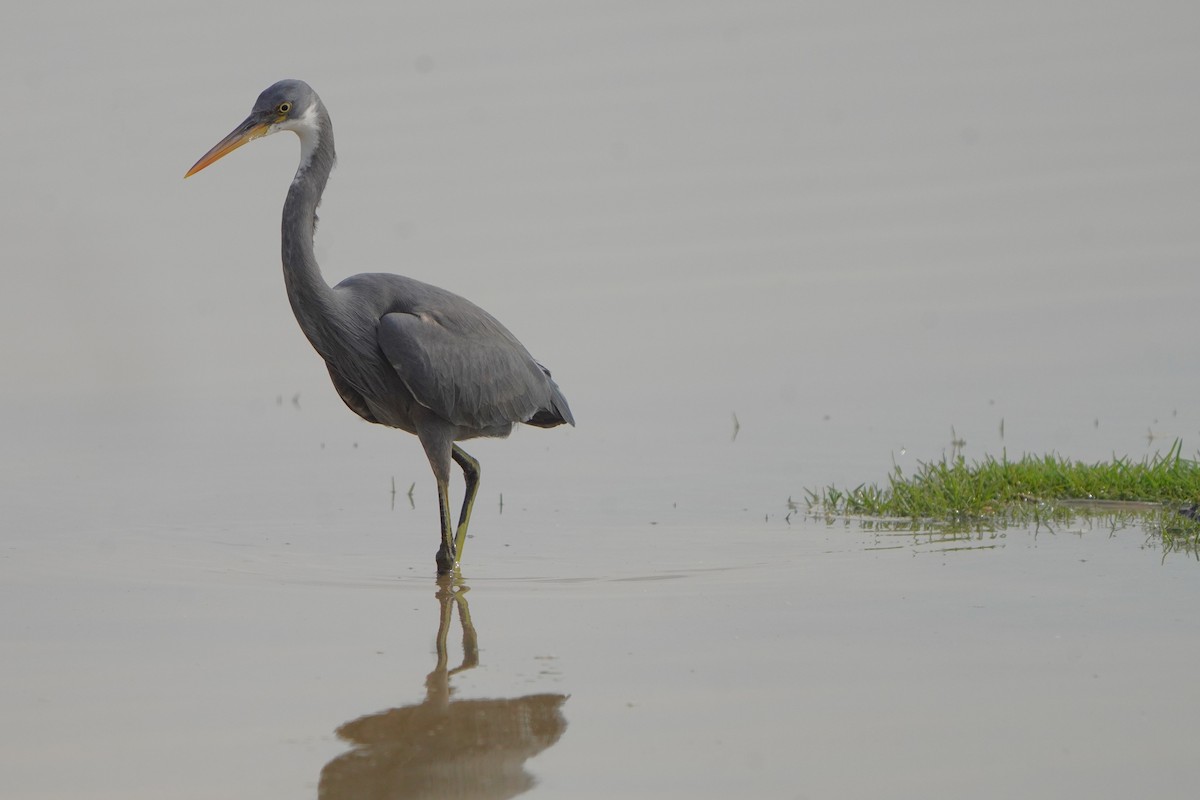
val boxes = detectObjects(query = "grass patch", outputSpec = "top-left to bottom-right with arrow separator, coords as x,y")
805,440 -> 1200,555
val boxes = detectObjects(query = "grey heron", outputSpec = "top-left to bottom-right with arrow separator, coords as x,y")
185,80 -> 574,574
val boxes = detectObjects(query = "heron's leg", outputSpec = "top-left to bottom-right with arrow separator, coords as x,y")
434,478 -> 457,574
451,445 -> 480,562
415,417 -> 460,574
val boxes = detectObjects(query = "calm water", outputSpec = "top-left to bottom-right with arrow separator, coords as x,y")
3,2 -> 1200,798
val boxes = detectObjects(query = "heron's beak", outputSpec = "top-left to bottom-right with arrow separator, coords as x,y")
184,115 -> 272,178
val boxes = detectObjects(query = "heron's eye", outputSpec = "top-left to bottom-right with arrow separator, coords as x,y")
277,102 -> 292,114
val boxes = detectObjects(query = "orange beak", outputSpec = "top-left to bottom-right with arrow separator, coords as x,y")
185,116 -> 272,178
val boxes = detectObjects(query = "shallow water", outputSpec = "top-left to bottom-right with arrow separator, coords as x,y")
4,2 -> 1200,798
5,414 -> 1200,799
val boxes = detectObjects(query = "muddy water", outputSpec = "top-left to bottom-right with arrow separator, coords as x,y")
4,2 -> 1200,798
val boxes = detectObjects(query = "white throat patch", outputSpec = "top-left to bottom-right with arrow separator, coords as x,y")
273,102 -> 322,175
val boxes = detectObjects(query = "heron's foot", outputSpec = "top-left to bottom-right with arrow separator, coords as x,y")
435,544 -> 457,575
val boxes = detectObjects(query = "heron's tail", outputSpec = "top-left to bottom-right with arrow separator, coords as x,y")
525,365 -> 575,428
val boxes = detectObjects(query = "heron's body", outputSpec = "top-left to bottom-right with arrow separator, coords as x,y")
187,80 -> 573,573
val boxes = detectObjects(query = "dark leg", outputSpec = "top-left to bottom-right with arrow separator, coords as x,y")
434,477 -> 457,574
415,415 -> 459,575
451,445 -> 480,563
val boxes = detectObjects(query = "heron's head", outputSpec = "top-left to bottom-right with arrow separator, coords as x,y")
185,79 -> 325,178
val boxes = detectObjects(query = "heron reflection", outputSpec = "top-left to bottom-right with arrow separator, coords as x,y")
319,577 -> 568,799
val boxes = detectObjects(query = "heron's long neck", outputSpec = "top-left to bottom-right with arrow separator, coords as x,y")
281,111 -> 339,354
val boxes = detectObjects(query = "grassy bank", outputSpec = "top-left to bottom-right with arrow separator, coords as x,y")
805,440 -> 1200,553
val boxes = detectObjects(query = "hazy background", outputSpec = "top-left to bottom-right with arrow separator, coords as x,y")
3,3 -> 1200,798
4,2 -> 1199,498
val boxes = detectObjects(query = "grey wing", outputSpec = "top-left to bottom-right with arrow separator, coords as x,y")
377,308 -> 561,430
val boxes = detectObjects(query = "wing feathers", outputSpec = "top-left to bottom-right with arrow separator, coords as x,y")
378,310 -> 569,430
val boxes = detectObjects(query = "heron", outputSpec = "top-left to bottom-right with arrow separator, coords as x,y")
185,80 -> 574,574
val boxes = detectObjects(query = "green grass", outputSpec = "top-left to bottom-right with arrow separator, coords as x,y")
805,440 -> 1200,555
